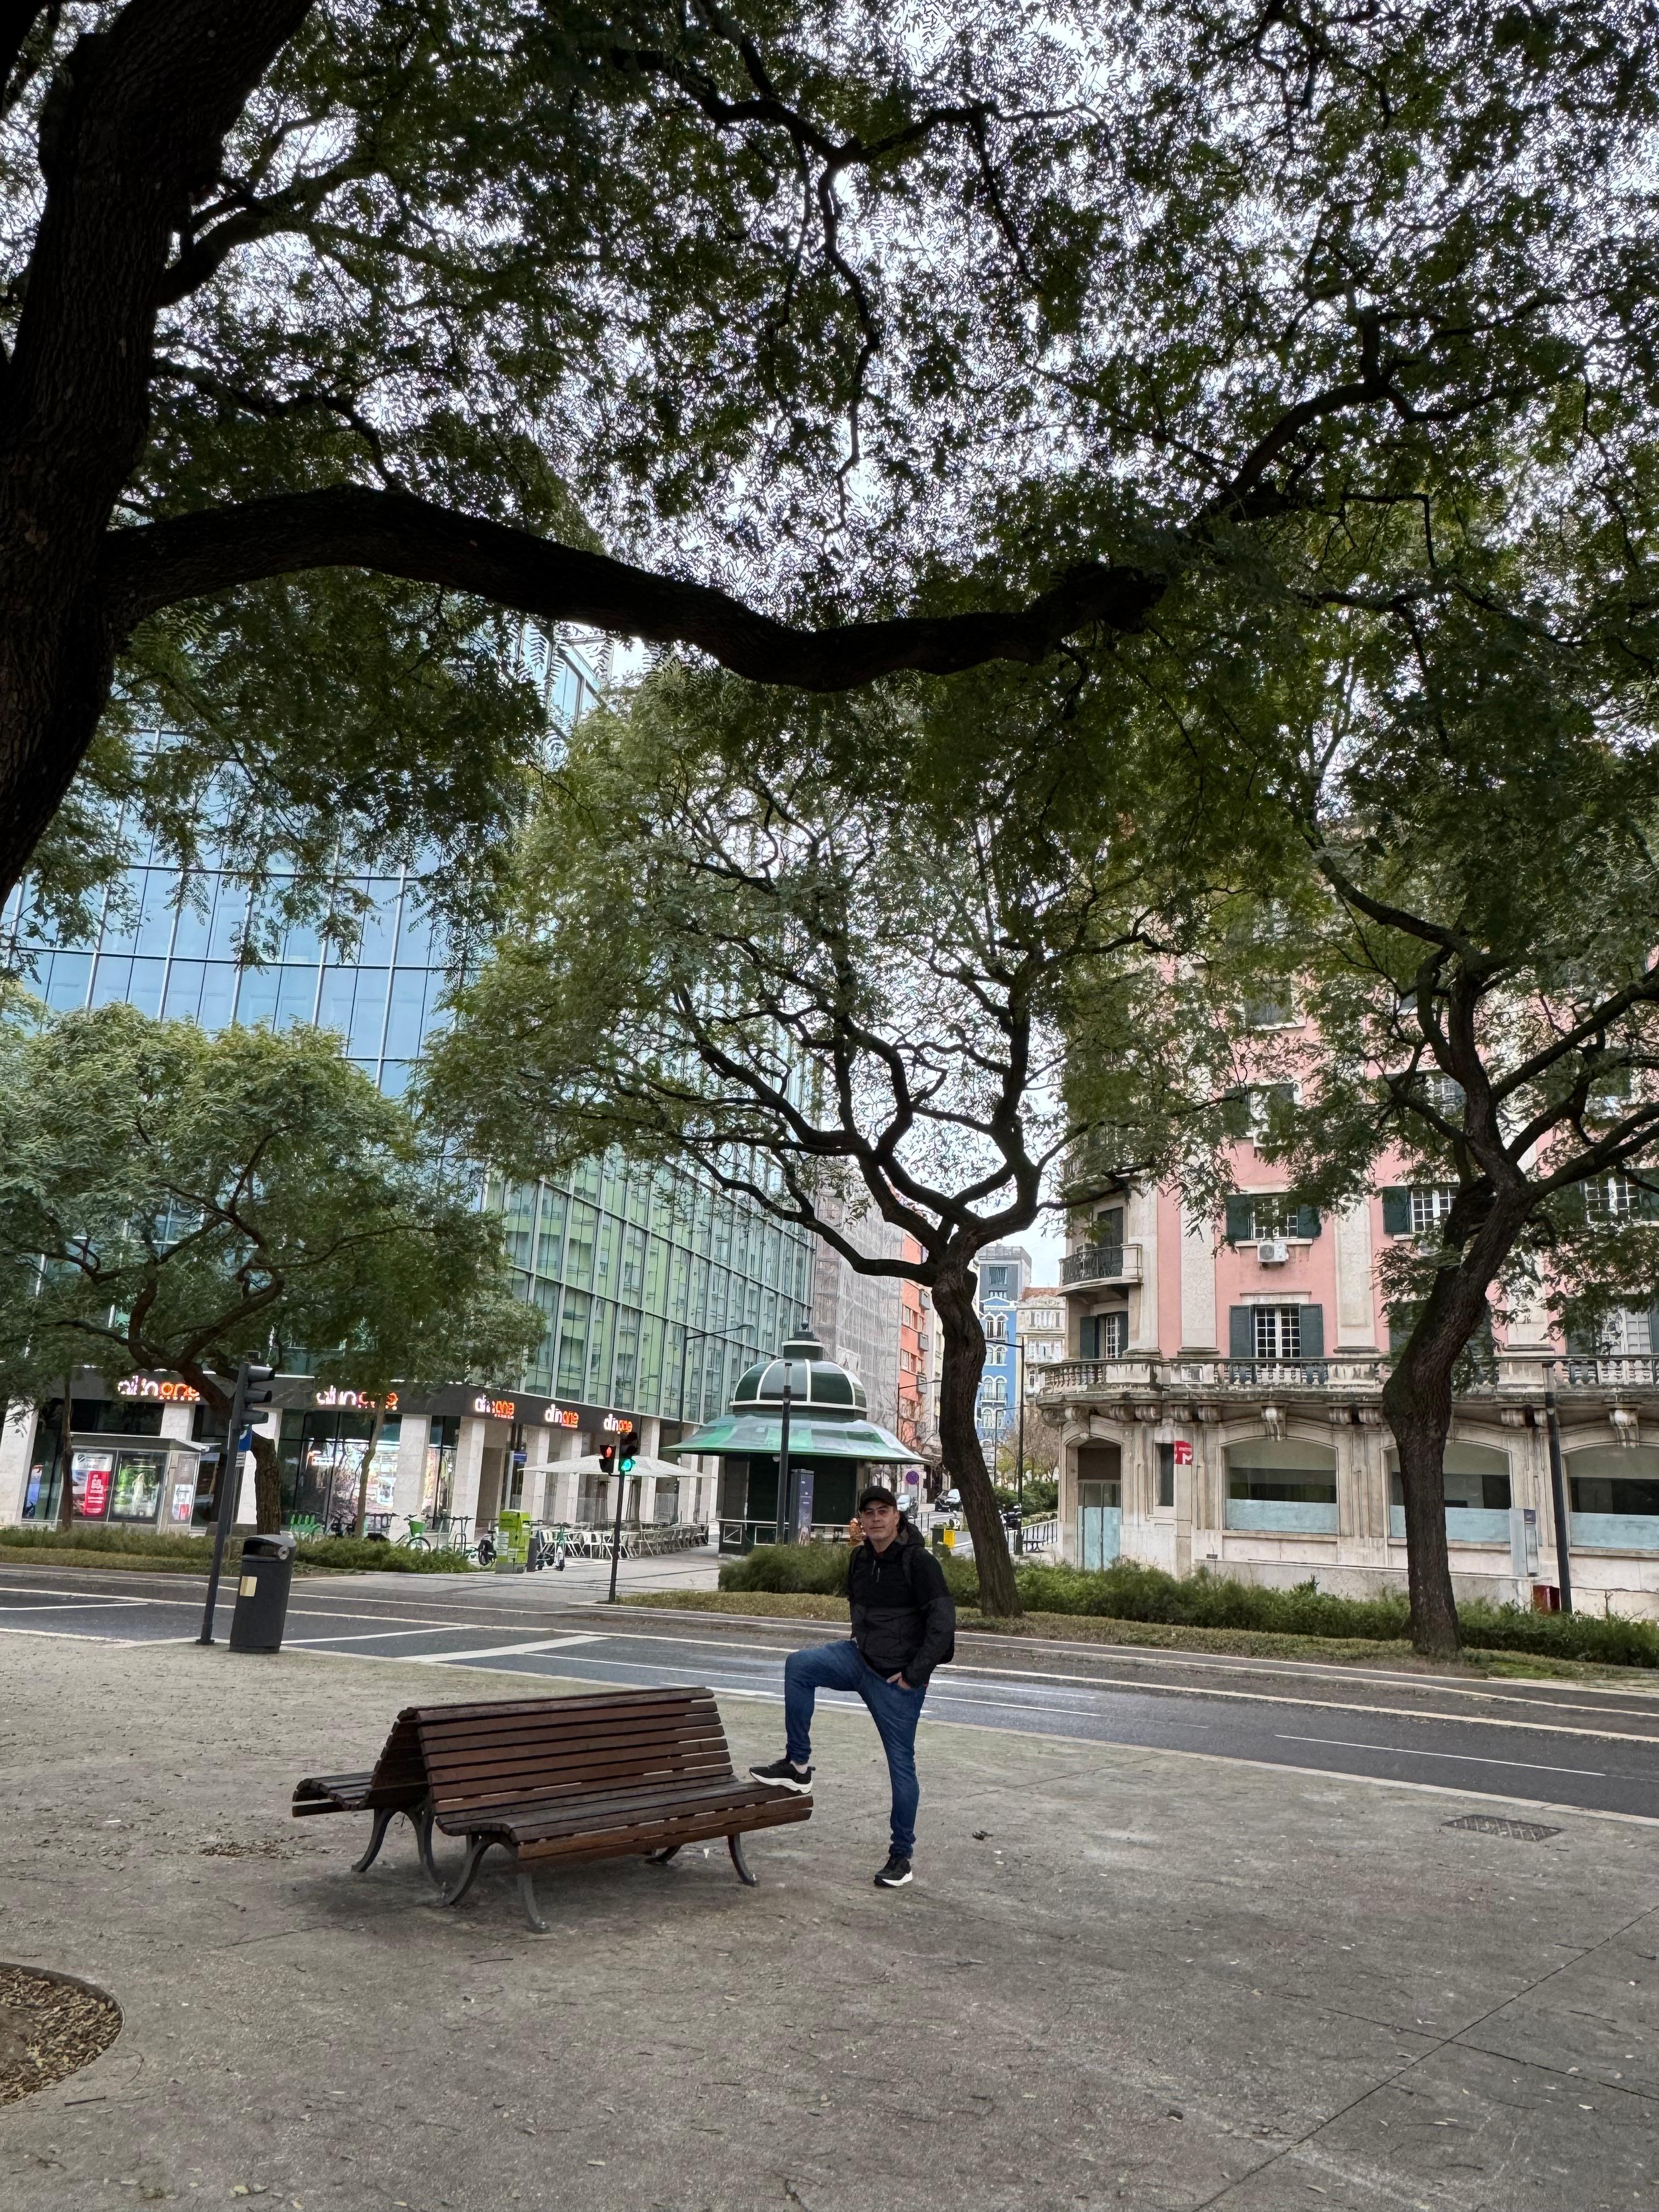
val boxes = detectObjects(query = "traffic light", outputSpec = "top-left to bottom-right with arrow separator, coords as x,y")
617,1424 -> 638,1474
241,1363 -> 276,1408
599,1443 -> 616,1475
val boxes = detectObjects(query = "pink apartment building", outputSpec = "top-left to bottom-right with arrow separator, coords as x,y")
1035,1141 -> 1659,1616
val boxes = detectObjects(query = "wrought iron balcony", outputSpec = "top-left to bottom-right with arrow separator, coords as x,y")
1059,1242 -> 1143,1290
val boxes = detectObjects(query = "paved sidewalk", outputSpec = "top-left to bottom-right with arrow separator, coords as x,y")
0,1638 -> 1655,2211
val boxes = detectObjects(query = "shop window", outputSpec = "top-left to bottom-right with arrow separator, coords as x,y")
1567,1445 -> 1659,1519
71,1397 -> 164,1437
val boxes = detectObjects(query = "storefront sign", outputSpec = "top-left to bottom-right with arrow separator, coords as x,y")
169,1481 -> 195,1525
473,1393 -> 517,1419
82,1463 -> 110,1517
117,1375 -> 201,1404
543,1405 -> 580,1428
313,1386 -> 398,1412
1172,1440 -> 1194,1465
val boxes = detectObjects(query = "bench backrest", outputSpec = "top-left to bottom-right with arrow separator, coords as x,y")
410,1688 -> 734,1818
363,1708 -> 431,1807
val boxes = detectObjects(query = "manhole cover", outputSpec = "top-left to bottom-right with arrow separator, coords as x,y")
0,1963 -> 122,2104
1443,1814 -> 1561,1842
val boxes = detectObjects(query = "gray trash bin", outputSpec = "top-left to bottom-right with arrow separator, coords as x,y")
229,1531 -> 298,1652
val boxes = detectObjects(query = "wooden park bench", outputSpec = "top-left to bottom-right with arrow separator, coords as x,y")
293,1687 -> 811,1931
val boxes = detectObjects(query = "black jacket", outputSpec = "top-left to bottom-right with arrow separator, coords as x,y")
848,1526 -> 956,1689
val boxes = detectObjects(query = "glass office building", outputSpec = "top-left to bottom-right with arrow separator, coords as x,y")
0,627 -> 815,1455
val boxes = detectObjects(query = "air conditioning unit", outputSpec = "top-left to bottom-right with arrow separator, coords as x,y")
1257,1239 -> 1290,1266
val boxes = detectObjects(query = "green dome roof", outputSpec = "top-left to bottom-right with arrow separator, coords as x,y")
730,1334 -> 867,1418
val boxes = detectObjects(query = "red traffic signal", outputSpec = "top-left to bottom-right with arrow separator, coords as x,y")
599,1444 -> 616,1475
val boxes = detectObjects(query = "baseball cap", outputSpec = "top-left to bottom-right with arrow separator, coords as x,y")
857,1485 -> 899,1511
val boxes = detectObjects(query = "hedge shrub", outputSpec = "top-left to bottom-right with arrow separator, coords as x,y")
0,1523 -> 476,1572
718,1543 -> 1659,1666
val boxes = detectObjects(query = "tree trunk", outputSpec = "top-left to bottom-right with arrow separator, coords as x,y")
55,1375 -> 74,1530
251,1431 -> 284,1535
352,1408 -> 384,1540
1381,1358 -> 1462,1660
932,1269 -> 1020,1617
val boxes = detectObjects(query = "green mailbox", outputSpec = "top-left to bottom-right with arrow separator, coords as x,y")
495,1510 -> 531,1572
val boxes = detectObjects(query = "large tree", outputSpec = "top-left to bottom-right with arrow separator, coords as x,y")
2,0 -> 1649,938
1167,546 -> 1659,1658
420,662 -> 1232,1612
0,999 -> 540,1530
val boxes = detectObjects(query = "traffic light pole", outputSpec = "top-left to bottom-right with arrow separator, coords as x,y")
198,1364 -> 251,1645
606,1426 -> 635,1604
775,1379 -> 794,1545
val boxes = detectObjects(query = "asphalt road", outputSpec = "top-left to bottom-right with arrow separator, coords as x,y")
6,1560 -> 1659,1823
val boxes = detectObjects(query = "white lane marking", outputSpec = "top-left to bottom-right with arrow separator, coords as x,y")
0,1599 -> 148,1611
284,1623 -> 502,1646
1273,1733 -> 1606,1778
0,1584 -> 152,1605
416,1633 -> 606,1663
620,1601 -> 1659,1709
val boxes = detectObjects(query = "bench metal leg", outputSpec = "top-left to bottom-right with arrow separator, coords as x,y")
439,1836 -> 491,1909
414,1803 -> 443,1887
352,1805 -> 396,1874
646,1845 -> 680,1866
518,1870 -> 550,1934
727,1833 -> 758,1887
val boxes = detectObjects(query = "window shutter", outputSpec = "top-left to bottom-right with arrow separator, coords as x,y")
1564,1319 -> 1598,1357
1381,1188 -> 1412,1237
1080,1316 -> 1101,1359
1635,1177 -> 1659,1220
1229,1306 -> 1253,1359
1295,1204 -> 1322,1240
1299,1304 -> 1324,1359
1224,1196 -> 1254,1244
1648,1301 -> 1659,1356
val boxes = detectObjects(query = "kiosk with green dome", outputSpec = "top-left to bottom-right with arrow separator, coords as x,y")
662,1333 -> 916,1552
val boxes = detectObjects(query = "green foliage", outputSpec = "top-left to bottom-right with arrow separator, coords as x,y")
0,1002 -> 542,1416
0,1523 -> 477,1572
291,1536 -> 478,1574
718,1547 -> 1659,1667
719,1540 -> 979,1606
12,0 -> 1656,956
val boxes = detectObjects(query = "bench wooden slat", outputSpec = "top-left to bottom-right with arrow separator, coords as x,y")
438,1774 -> 800,1842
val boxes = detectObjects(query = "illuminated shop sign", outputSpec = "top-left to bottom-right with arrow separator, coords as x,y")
116,1376 -> 201,1404
544,1405 -> 580,1428
314,1387 -> 399,1412
474,1394 -> 517,1419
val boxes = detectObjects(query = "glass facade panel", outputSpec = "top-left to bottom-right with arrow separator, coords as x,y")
3,631 -> 814,1430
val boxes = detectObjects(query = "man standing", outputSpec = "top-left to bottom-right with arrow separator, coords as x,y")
750,1485 -> 955,1888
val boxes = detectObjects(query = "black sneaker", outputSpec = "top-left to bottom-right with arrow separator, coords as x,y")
749,1755 -> 812,1793
874,1854 -> 913,1888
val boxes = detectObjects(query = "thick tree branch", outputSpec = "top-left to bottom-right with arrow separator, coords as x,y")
100,485 -> 1166,689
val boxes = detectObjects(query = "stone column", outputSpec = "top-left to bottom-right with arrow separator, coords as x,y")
236,1409 -> 278,1525
393,1415 -> 429,1522
1179,1201 -> 1217,1353
1334,1200 -> 1378,1349
0,1401 -> 38,1522
1130,1186 -> 1159,1352
450,1417 -> 487,1528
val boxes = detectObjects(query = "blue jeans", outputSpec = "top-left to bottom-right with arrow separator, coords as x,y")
784,1639 -> 924,1859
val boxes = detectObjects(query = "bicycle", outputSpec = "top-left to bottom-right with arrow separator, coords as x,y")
397,1516 -> 430,1554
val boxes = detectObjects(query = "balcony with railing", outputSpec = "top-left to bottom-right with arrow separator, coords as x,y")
1035,1350 -> 1659,1408
1059,1243 -> 1143,1290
